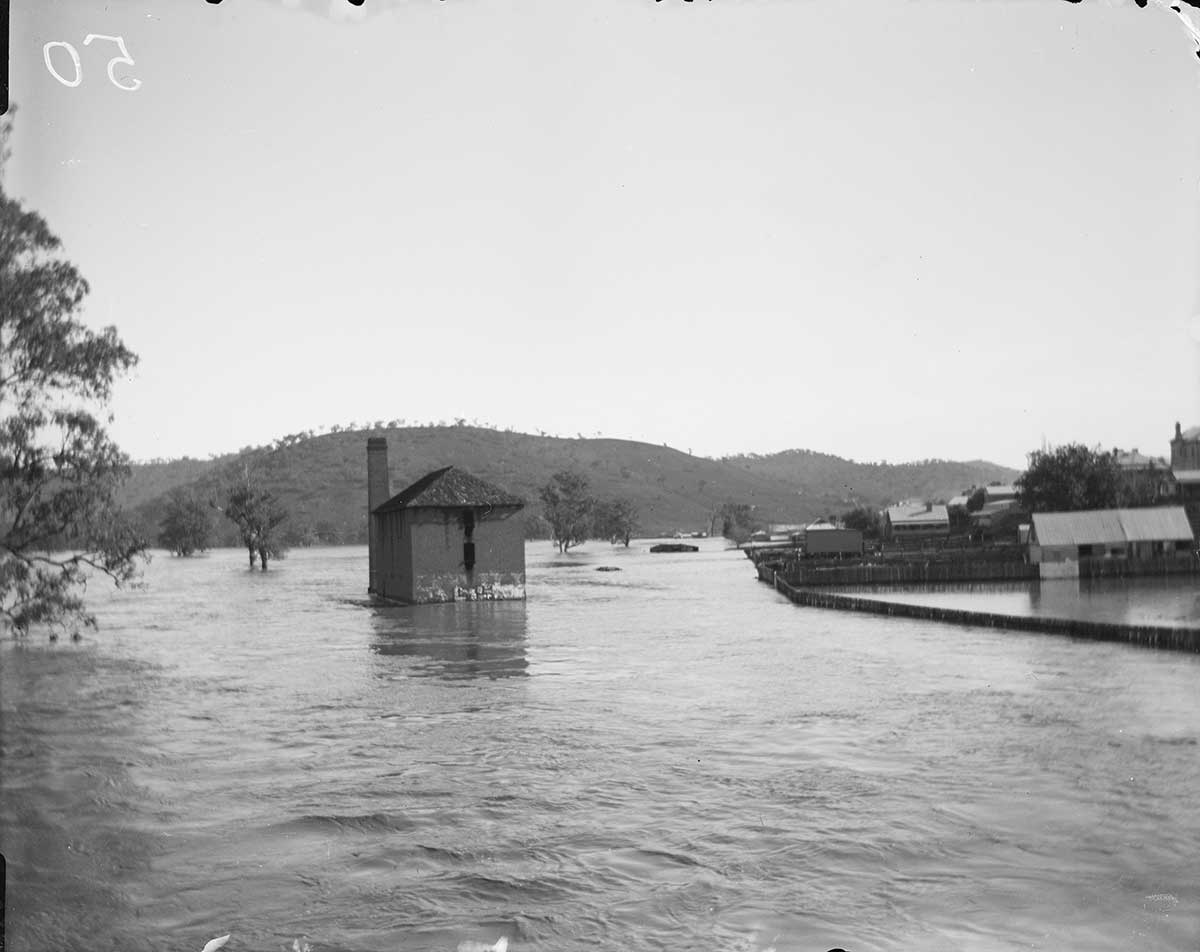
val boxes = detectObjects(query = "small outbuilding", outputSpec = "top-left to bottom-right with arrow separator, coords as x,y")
802,522 -> 864,558
367,438 -> 526,603
1029,507 -> 1194,564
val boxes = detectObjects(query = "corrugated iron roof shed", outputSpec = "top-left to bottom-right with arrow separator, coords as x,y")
887,504 -> 949,525
374,467 -> 525,514
1032,508 -> 1193,547
1171,469 -> 1200,485
983,484 -> 1019,499
948,495 -> 969,508
1118,507 -> 1194,542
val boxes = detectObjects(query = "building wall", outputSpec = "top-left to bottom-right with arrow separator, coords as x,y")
1034,539 -> 1191,564
376,509 -> 416,602
885,519 -> 949,539
1171,433 -> 1200,470
804,528 -> 863,557
376,507 -> 525,603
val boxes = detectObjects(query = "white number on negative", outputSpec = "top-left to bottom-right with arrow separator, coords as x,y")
83,34 -> 142,92
43,41 -> 82,88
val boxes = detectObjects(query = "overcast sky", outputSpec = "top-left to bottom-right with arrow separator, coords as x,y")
8,0 -> 1200,470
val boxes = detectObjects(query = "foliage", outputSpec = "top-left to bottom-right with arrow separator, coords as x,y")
0,110 -> 146,634
1016,444 -> 1122,513
157,488 -> 214,556
522,512 -> 551,540
717,501 -> 760,544
218,464 -> 289,570
593,497 -> 638,546
838,506 -> 880,539
965,487 -> 987,513
538,470 -> 594,552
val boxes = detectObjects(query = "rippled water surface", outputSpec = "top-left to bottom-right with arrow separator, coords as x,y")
4,542 -> 1200,952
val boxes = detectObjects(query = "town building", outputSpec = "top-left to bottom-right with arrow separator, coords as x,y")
802,522 -> 864,558
367,438 -> 526,603
1169,423 -> 1200,504
982,484 -> 1019,503
882,502 -> 950,540
1028,507 -> 1194,564
1115,447 -> 1174,504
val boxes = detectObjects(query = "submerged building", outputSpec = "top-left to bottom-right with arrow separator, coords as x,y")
1029,507 -> 1194,564
366,438 -> 526,603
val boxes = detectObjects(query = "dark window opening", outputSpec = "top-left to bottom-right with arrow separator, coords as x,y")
463,541 -> 476,572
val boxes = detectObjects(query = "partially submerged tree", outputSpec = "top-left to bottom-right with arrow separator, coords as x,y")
1016,444 -> 1122,513
158,488 -> 214,556
539,470 -> 594,553
593,497 -> 638,546
218,465 -> 288,570
0,110 -> 146,635
717,501 -> 760,544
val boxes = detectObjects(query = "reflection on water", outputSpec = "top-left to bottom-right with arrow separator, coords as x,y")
370,601 -> 529,680
847,576 -> 1200,630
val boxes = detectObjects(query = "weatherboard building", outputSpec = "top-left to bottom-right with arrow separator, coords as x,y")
366,438 -> 527,603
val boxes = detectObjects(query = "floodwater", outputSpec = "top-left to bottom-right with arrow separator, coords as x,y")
2,542 -> 1200,952
845,576 -> 1200,630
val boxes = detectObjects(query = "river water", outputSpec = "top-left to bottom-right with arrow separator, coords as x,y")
3,541 -> 1200,952
838,576 -> 1200,630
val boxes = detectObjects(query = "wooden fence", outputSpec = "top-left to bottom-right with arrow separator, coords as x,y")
774,559 -> 1038,587
760,570 -> 1200,654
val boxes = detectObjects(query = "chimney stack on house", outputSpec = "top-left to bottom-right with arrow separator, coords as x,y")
367,438 -> 391,594
1176,421 -> 1183,440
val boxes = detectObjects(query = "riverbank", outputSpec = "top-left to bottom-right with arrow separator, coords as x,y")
757,562 -> 1200,653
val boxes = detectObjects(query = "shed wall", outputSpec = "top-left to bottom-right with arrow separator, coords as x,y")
376,509 -> 416,602
376,507 -> 525,603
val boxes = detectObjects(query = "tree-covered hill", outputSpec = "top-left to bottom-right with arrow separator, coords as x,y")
119,425 -> 1020,546
723,448 -> 1020,511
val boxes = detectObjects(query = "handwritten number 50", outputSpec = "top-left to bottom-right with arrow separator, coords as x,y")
43,35 -> 142,91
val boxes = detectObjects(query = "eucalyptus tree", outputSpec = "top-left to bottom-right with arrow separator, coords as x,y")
0,110 -> 145,634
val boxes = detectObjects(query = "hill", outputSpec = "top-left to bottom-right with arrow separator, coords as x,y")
119,426 -> 1021,546
724,449 -> 1019,511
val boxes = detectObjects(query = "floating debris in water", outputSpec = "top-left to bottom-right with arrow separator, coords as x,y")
595,566 -> 622,572
200,936 -> 231,952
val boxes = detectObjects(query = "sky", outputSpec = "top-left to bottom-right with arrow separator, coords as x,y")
7,0 -> 1200,470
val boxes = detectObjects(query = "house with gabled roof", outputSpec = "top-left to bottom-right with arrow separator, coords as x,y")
882,501 -> 949,540
367,438 -> 526,603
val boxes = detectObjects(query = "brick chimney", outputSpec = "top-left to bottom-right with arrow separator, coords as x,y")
367,438 -> 391,594
1176,421 -> 1183,440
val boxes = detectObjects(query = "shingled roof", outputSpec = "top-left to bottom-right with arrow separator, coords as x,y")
373,466 -> 525,514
